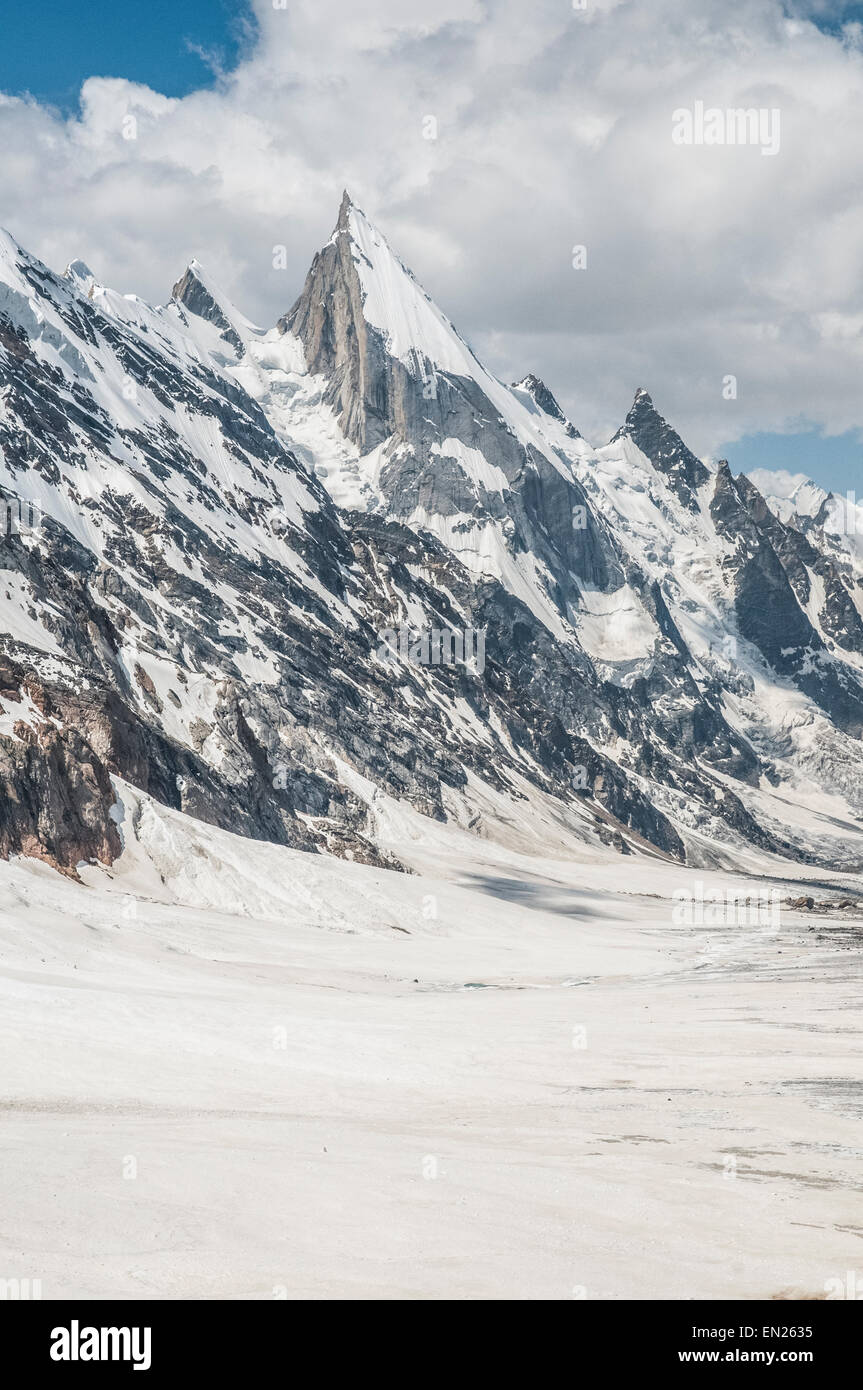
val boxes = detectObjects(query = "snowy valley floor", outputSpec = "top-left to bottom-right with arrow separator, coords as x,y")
1,784 -> 862,1300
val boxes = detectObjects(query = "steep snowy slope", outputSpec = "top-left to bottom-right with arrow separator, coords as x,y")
538,392 -> 863,846
748,465 -> 863,635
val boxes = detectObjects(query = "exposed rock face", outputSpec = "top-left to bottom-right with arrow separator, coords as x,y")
282,195 -> 625,614
613,388 -> 711,510
513,375 -> 580,438
172,262 -> 245,357
710,463 -> 863,736
3,200 -> 863,877
280,192 -> 388,452
0,661 -> 121,876
732,472 -> 863,658
711,460 -> 818,671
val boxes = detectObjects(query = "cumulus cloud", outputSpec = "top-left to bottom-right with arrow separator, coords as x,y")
1,0 -> 863,454
746,467 -> 814,497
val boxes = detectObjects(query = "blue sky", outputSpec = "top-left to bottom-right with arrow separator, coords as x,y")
0,0 -> 256,110
720,429 -> 863,495
800,1 -> 863,35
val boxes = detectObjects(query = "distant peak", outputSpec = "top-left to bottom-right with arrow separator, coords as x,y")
612,387 -> 710,510
65,258 -> 94,282
171,261 -> 244,354
0,226 -> 24,261
617,387 -> 663,434
513,374 -> 580,438
625,387 -> 659,420
62,259 -> 97,298
172,260 -> 218,307
516,373 -> 556,403
336,189 -> 354,234
173,263 -> 200,302
175,258 -> 212,290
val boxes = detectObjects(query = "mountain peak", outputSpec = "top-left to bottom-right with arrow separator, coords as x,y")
0,228 -> 29,290
171,261 -> 245,354
336,189 -> 354,233
172,258 -> 211,300
64,259 -> 97,296
513,374 -> 580,438
307,194 -> 487,386
0,226 -> 24,261
612,388 -> 710,510
624,387 -> 660,422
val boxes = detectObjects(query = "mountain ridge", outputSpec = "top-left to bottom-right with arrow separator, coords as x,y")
3,196 -> 863,877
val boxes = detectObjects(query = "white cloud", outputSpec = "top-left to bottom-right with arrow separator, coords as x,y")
746,467 -> 813,498
2,0 -> 863,454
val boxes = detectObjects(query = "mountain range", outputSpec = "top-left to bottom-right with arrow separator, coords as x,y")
3,191 -> 863,879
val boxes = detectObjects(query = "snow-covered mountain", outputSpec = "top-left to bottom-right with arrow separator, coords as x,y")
4,193 -> 863,877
